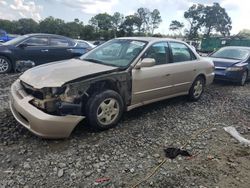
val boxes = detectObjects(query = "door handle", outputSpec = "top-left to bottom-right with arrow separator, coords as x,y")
193,69 -> 197,71
165,74 -> 171,77
67,49 -> 73,52
41,49 -> 48,52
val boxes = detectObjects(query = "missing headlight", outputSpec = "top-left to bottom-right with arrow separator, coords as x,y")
50,87 -> 66,96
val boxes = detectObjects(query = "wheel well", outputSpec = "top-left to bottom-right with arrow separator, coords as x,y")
87,80 -> 120,96
0,55 -> 12,63
81,80 -> 120,115
196,74 -> 206,84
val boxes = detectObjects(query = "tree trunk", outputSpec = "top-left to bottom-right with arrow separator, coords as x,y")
206,26 -> 211,37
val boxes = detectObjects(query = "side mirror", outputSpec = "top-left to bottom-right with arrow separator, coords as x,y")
135,58 -> 155,69
18,43 -> 28,48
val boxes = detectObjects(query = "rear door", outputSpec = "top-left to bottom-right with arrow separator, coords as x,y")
168,42 -> 199,93
48,36 -> 74,62
131,42 -> 173,105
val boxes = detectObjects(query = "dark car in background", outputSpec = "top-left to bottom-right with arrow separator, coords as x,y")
0,33 -> 89,73
209,46 -> 250,85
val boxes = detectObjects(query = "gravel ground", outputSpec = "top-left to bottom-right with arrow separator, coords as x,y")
0,73 -> 249,188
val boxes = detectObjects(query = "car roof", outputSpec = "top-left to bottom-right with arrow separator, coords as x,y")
116,37 -> 185,43
24,33 -> 73,40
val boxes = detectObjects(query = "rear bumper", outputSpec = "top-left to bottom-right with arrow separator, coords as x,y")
10,79 -> 85,138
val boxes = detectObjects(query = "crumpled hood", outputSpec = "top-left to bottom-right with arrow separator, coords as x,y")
207,57 -> 241,68
20,59 -> 118,89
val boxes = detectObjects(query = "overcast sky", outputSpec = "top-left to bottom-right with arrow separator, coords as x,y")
0,0 -> 249,34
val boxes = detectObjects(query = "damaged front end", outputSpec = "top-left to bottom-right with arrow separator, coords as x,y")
21,81 -> 90,117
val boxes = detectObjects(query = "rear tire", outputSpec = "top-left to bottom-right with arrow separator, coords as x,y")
188,76 -> 205,101
238,71 -> 248,86
0,56 -> 12,74
86,90 -> 124,131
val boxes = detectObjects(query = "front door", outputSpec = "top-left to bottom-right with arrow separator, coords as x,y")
131,42 -> 173,105
14,36 -> 51,65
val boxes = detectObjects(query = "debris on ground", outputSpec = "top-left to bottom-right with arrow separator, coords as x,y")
95,177 -> 111,183
224,126 -> 250,146
164,147 -> 192,159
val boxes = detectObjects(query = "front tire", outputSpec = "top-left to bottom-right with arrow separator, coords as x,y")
86,90 -> 124,131
239,71 -> 248,86
0,56 -> 12,74
188,76 -> 205,101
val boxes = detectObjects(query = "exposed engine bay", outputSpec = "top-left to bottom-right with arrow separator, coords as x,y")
21,80 -> 90,116
20,71 -> 131,117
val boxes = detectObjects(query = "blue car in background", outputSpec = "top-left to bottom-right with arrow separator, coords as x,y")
209,46 -> 250,85
0,29 -> 16,43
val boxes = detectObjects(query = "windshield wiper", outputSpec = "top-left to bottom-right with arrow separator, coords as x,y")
83,58 -> 120,67
83,58 -> 106,64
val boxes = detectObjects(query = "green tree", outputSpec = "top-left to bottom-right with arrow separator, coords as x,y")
0,19 -> 16,33
62,19 -> 84,39
202,3 -> 232,37
150,9 -> 162,34
111,12 -> 124,37
184,4 -> 205,39
80,25 -> 96,40
120,15 -> 141,36
135,7 -> 150,33
169,20 -> 184,34
89,13 -> 113,31
39,16 -> 65,35
15,18 -> 38,34
184,3 -> 232,39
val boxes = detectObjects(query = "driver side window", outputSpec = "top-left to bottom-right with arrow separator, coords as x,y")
143,42 -> 170,65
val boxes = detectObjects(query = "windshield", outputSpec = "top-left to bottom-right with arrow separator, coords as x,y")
211,48 -> 250,60
81,39 -> 147,68
3,35 -> 29,45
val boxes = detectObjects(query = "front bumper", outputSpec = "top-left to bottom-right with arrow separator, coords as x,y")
10,80 -> 85,138
214,69 -> 243,82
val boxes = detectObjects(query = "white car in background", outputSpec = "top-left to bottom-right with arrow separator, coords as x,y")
75,39 -> 96,50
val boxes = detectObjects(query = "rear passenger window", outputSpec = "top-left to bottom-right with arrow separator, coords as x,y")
169,42 -> 196,63
50,37 -> 70,47
143,42 -> 170,65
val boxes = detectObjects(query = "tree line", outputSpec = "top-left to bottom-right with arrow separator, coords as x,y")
0,7 -> 162,40
169,3 -> 232,39
0,3 -> 235,41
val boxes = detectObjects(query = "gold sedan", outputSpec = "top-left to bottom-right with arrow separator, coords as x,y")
10,37 -> 214,138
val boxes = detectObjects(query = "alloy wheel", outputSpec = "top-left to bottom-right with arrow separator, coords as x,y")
241,71 -> 247,85
97,98 -> 120,126
0,58 -> 9,73
193,80 -> 203,98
